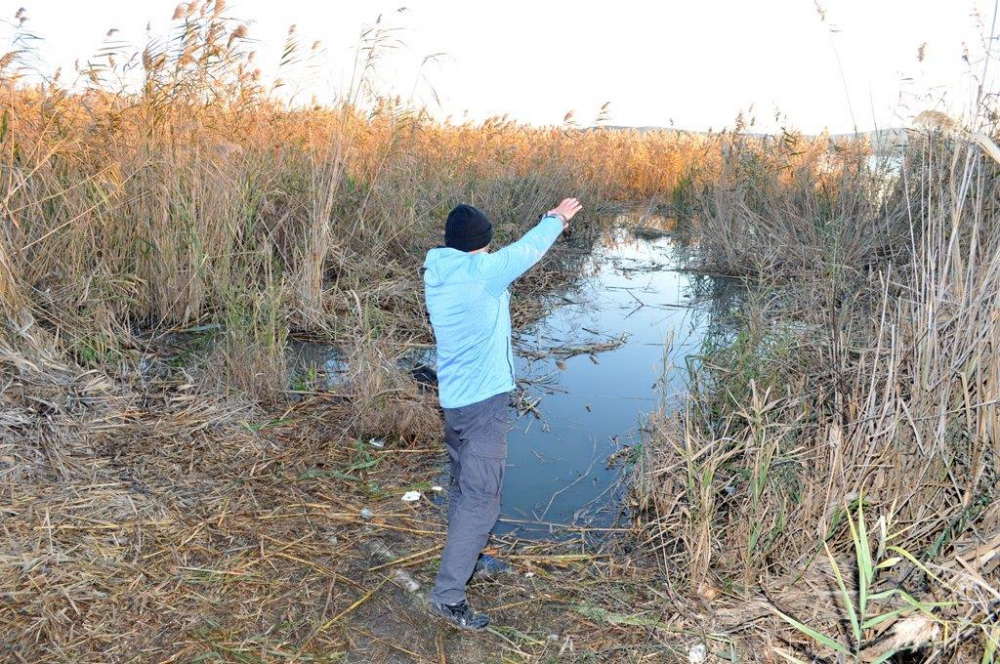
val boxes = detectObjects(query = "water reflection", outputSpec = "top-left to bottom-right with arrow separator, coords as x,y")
496,219 -> 730,537
287,341 -> 349,390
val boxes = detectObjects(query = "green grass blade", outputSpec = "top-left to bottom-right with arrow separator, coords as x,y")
878,588 -> 954,613
861,607 -> 910,630
983,625 -> 999,664
871,650 -> 899,664
825,543 -> 861,646
852,500 -> 873,618
875,556 -> 902,570
886,545 -> 946,584
769,605 -> 850,656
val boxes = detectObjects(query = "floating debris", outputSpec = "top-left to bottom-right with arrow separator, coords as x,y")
605,444 -> 635,468
631,223 -> 676,240
519,332 -> 629,361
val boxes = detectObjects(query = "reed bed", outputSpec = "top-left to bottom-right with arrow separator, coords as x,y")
0,1 -> 718,381
636,127 -> 1000,661
4,2 -> 995,662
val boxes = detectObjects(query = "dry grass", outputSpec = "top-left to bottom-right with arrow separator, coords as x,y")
636,128 -> 1000,661
0,331 -> 704,662
5,2 -> 997,662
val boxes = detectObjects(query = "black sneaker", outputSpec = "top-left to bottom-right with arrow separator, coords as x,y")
427,599 -> 490,631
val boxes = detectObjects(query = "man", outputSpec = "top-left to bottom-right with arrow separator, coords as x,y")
422,198 -> 583,630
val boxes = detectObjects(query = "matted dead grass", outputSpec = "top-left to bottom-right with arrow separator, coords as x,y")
1,332 -> 725,663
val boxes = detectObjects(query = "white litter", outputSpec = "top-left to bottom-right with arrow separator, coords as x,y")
524,572 -> 535,578
359,507 -> 373,520
368,437 -> 385,449
688,643 -> 707,663
431,485 -> 443,492
393,569 -> 421,593
367,538 -> 394,561
401,491 -> 422,502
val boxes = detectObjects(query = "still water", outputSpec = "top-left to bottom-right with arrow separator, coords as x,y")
495,219 -> 711,537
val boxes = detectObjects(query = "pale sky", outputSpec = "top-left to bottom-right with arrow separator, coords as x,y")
1,0 -> 995,133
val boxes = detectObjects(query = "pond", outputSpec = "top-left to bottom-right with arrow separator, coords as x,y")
495,215 -> 716,538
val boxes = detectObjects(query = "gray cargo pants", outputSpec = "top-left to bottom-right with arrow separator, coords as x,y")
429,391 -> 510,605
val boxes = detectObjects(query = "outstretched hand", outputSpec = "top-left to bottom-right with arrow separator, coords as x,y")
548,198 -> 583,229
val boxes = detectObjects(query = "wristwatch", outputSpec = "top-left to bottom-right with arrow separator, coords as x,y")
538,211 -> 568,225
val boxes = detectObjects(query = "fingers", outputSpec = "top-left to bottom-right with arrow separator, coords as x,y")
559,198 -> 583,218
558,198 -> 582,213
548,197 -> 583,223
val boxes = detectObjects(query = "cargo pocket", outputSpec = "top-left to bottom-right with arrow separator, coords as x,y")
492,401 -> 511,430
460,450 -> 505,500
469,431 -> 507,459
467,401 -> 508,459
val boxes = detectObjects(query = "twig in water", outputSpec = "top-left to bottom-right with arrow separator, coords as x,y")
541,439 -> 599,520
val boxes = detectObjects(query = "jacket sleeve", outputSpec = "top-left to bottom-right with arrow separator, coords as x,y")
480,215 -> 564,294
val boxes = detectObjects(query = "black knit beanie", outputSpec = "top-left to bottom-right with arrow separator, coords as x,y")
445,204 -> 494,252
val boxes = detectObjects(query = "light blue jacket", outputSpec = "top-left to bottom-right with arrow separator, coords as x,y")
423,215 -> 564,409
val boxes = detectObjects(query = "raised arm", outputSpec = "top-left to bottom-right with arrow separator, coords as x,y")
481,198 -> 583,294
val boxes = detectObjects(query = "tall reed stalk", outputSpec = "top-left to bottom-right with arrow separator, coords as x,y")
0,1 -> 731,393
637,125 -> 1000,660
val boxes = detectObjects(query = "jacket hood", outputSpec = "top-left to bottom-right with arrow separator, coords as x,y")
423,247 -> 471,287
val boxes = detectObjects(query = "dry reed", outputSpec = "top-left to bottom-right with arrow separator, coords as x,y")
5,2 -> 995,662
636,126 -> 1000,661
